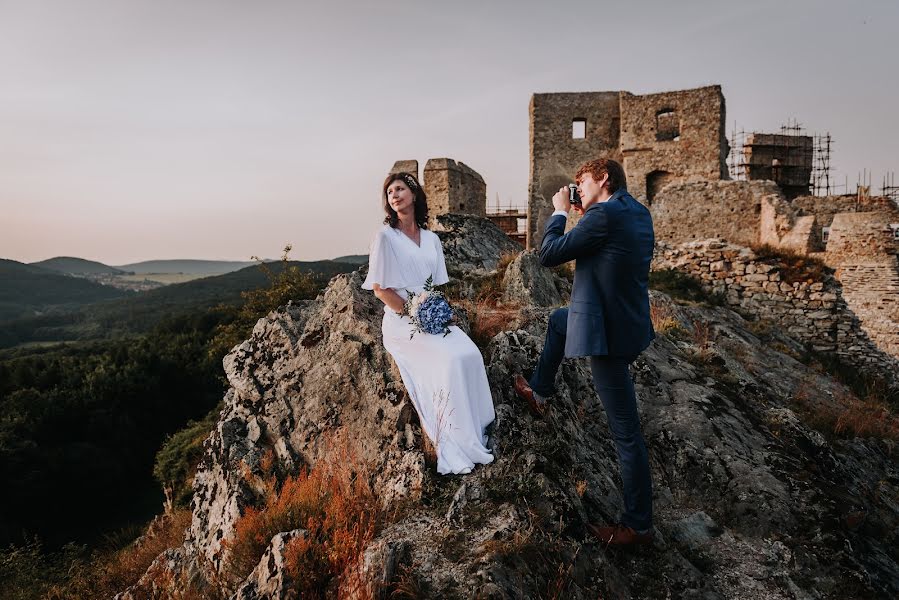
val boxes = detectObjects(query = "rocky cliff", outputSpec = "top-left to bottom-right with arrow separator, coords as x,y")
120,215 -> 898,599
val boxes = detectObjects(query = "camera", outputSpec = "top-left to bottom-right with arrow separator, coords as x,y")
568,183 -> 582,206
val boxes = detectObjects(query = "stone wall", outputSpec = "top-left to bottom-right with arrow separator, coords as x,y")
652,180 -> 781,247
527,85 -> 729,249
826,212 -> 899,261
389,159 -> 420,180
792,194 -> 899,229
652,239 -> 899,384
835,260 -> 899,358
824,212 -> 899,358
620,85 -> 729,202
422,158 -> 486,226
528,92 -> 621,248
759,192 -> 820,253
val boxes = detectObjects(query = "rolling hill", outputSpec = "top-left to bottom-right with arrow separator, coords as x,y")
0,259 -> 360,348
30,257 -> 125,275
0,259 -> 130,323
114,259 -> 263,275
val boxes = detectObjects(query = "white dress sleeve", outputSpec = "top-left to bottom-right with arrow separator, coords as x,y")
362,228 -> 406,290
432,231 -> 450,286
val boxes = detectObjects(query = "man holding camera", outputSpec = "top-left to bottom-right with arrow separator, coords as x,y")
513,157 -> 656,545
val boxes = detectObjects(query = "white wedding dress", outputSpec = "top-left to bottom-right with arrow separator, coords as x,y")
362,224 -> 495,475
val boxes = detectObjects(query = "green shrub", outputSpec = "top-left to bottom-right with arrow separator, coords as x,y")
154,404 -> 223,508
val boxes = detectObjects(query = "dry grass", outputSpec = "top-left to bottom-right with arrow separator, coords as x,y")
479,518 -> 536,558
389,563 -> 427,599
750,243 -> 832,284
224,438 -> 386,598
793,383 -> 899,442
649,298 -> 684,336
690,319 -> 713,348
546,546 -> 579,600
496,250 -> 519,275
462,300 -> 522,348
444,250 -> 523,348
43,509 -> 195,600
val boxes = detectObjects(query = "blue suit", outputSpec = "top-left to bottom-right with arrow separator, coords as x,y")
529,188 -> 655,531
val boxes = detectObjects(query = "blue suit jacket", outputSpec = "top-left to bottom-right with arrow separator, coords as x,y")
539,189 -> 655,359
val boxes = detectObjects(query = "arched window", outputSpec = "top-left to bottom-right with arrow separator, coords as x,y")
656,109 -> 679,141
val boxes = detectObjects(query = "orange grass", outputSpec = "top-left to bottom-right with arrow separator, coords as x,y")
649,298 -> 682,335
793,384 -> 899,442
225,441 -> 385,598
463,300 -> 522,347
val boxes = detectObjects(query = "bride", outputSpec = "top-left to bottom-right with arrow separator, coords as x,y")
362,172 -> 495,475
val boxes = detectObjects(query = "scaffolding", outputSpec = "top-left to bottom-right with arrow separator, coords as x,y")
728,120 -> 839,196
881,172 -> 899,202
486,193 -> 527,244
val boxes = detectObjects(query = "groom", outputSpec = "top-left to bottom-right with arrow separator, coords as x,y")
514,157 -> 656,545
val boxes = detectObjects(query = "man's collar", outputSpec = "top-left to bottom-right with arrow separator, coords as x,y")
585,188 -> 627,212
607,188 -> 627,202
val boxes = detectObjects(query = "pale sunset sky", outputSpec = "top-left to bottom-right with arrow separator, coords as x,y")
1,0 -> 896,265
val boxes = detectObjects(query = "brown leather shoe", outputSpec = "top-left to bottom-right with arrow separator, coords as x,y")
513,374 -> 547,418
587,523 -> 654,547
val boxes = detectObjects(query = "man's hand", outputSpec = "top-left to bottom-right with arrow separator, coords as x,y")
552,186 -> 571,213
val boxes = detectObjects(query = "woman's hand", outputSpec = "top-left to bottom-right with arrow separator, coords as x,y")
372,283 -> 407,314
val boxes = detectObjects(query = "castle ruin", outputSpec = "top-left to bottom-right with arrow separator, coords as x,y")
528,85 -> 729,248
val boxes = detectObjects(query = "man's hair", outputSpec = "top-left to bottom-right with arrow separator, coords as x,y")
576,158 -> 627,193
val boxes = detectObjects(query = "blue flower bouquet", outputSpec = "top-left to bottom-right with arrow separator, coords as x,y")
405,275 -> 454,338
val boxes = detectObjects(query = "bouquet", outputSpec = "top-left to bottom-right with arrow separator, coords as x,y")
405,275 -> 454,339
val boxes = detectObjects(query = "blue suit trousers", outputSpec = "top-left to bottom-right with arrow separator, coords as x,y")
529,307 -> 653,531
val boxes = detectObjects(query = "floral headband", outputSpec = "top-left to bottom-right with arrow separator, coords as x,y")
401,173 -> 419,191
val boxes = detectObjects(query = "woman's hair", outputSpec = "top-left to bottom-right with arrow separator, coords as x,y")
382,172 -> 429,229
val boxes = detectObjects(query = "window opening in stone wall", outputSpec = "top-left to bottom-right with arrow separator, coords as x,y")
646,170 -> 675,205
572,119 -> 586,139
459,203 -> 465,210
656,109 -> 679,141
822,226 -> 831,244
890,224 -> 899,240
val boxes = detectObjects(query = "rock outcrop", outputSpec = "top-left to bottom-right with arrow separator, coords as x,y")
120,221 -> 899,599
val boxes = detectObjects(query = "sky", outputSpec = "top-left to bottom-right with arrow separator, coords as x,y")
1,0 -> 896,265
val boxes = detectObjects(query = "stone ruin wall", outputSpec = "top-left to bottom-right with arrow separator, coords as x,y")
651,179 -> 899,362
527,85 -> 727,250
825,212 -> 899,358
528,92 -> 621,248
651,180 -> 780,247
792,194 -> 899,230
620,86 -> 729,202
423,158 -> 487,224
653,239 -> 899,385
